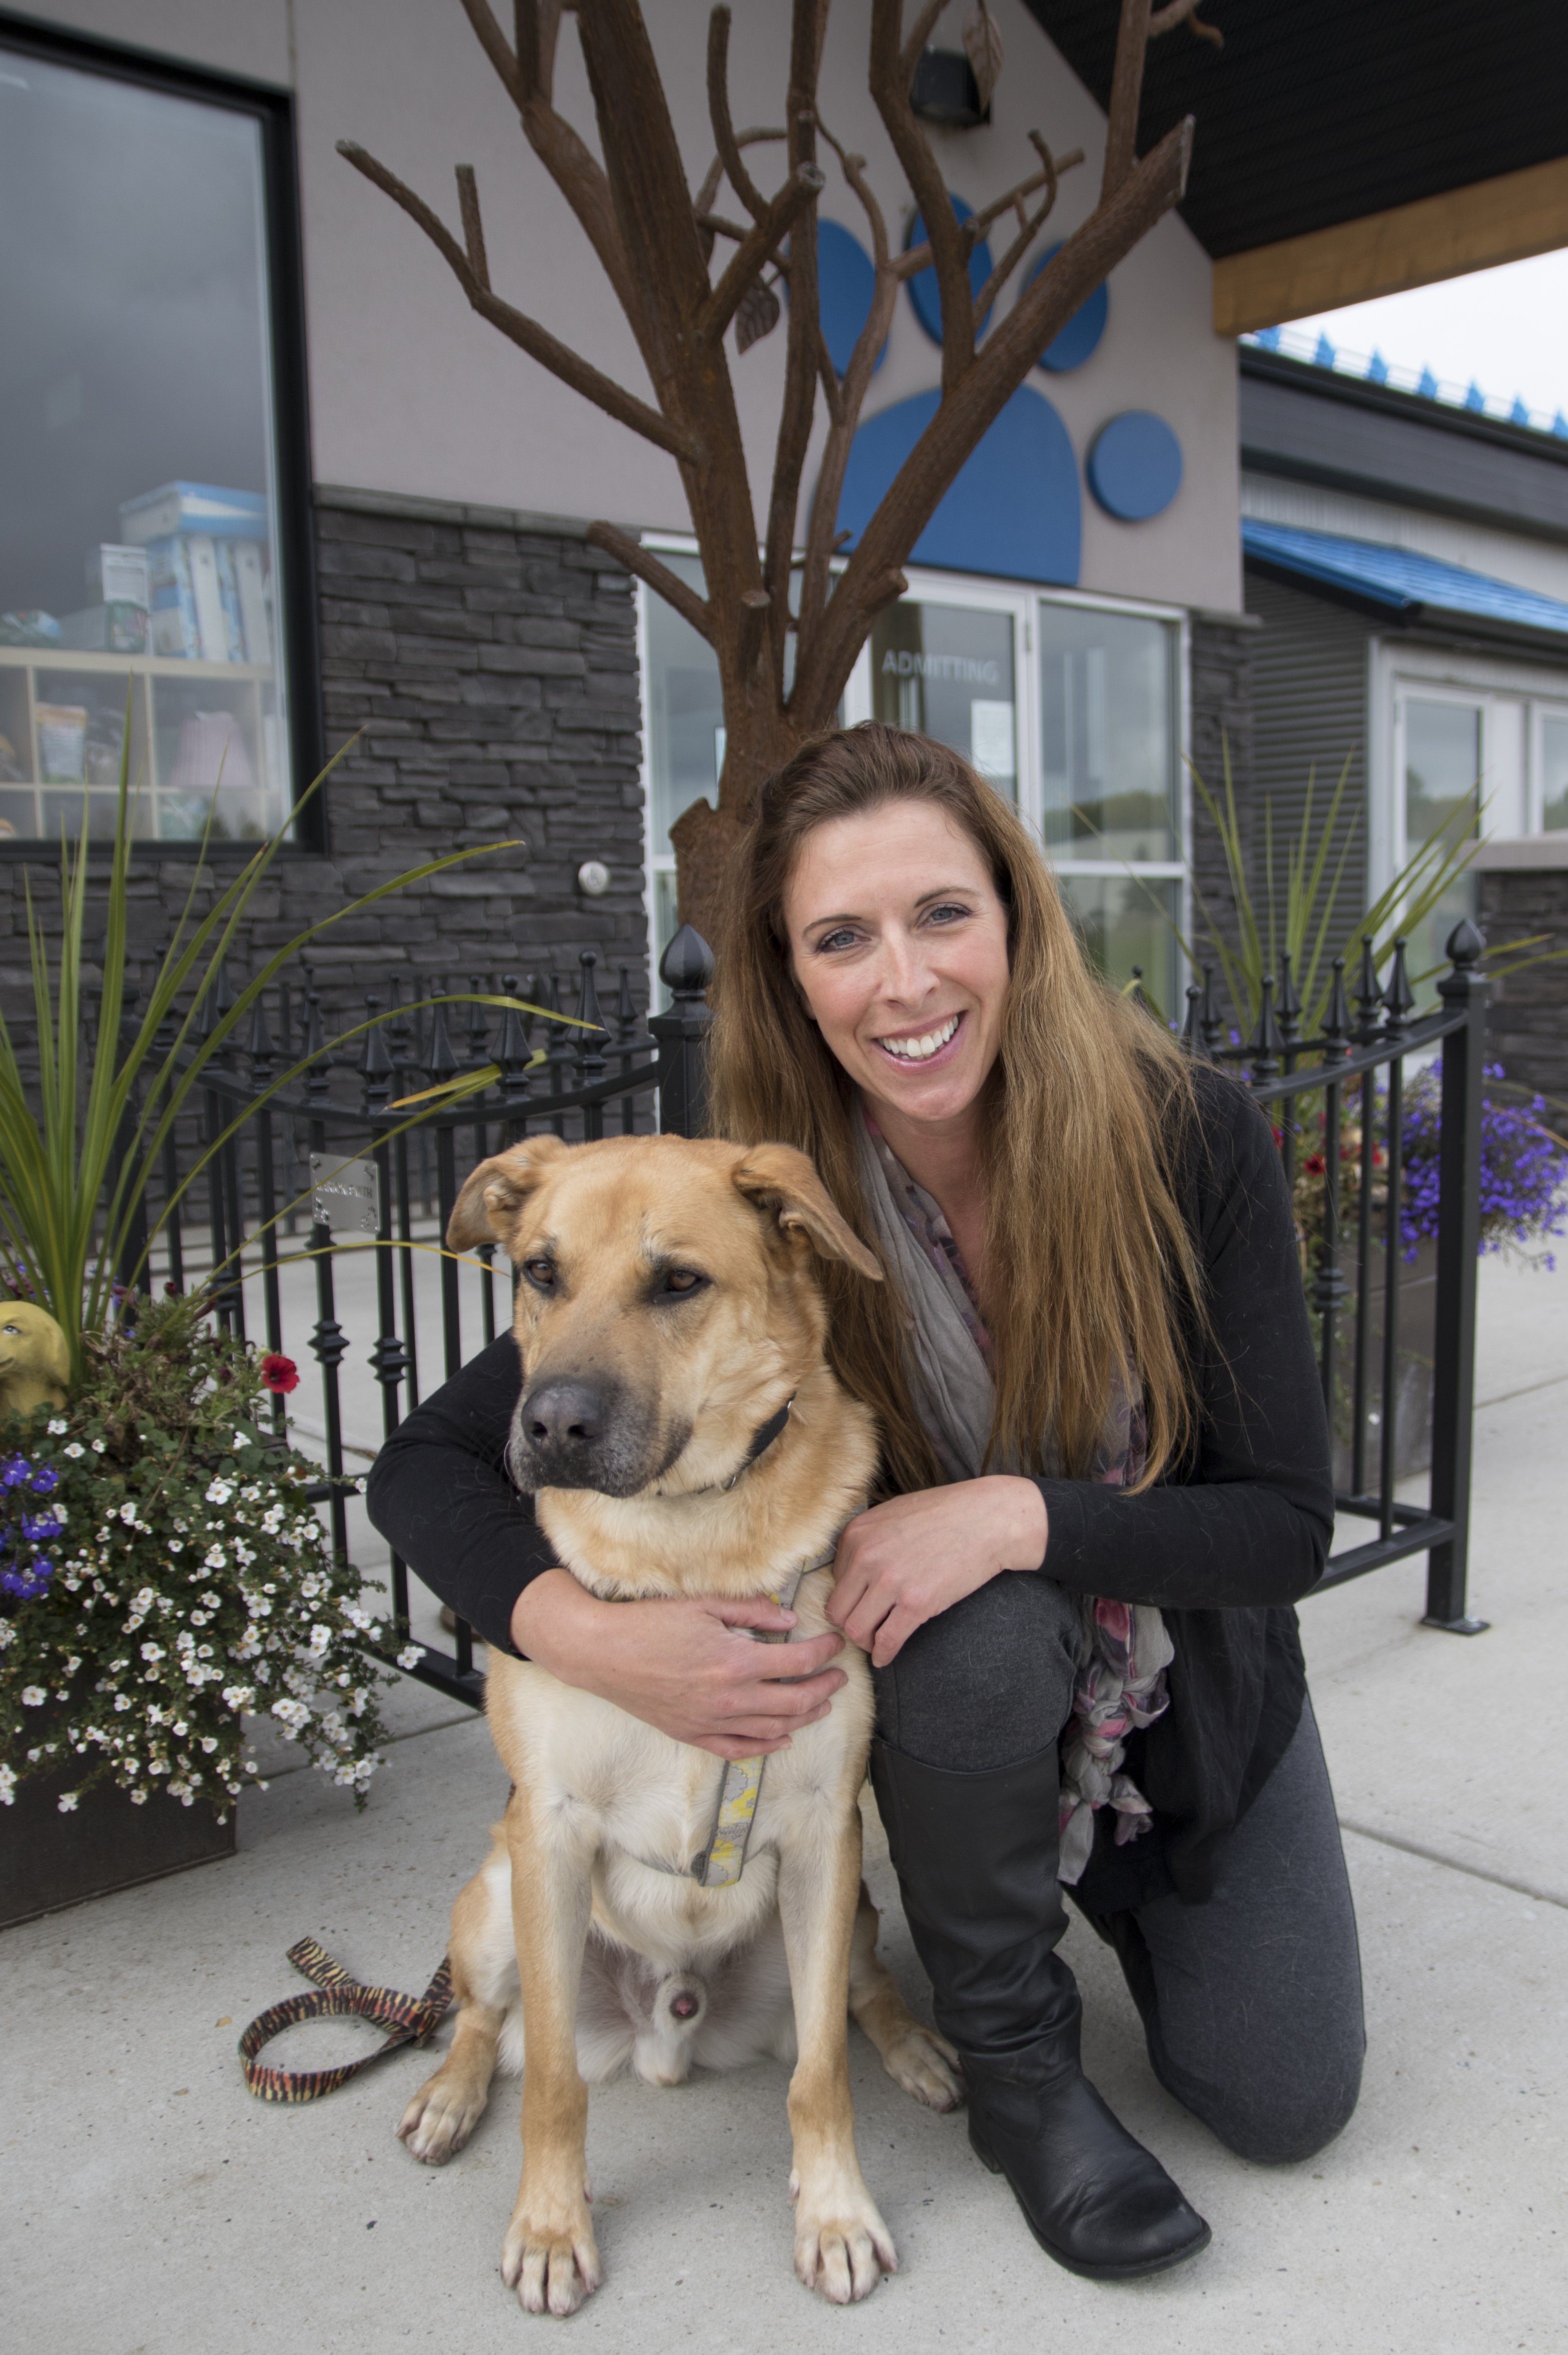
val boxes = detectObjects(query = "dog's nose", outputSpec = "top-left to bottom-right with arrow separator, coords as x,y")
522,1380 -> 607,1450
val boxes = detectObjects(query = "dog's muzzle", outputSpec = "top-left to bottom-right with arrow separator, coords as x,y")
507,1375 -> 676,1495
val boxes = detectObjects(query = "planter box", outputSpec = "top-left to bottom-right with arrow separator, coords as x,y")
1,1739 -> 235,1930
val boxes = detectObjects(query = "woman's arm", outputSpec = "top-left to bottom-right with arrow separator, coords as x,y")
1030,1073 -> 1333,1610
365,1337 -> 849,1758
830,1075 -> 1333,1663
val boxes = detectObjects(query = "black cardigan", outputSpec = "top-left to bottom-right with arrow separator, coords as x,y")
367,1071 -> 1333,1905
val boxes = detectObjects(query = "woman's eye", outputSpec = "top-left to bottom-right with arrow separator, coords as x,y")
924,902 -> 973,926
814,928 -> 859,954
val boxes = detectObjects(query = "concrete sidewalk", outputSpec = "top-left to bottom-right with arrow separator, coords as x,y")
4,1263 -> 1565,2353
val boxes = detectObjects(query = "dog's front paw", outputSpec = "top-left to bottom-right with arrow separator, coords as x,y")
397,2066 -> 487,2164
879,2020 -> 964,2113
791,2173 -> 897,2304
501,2191 -> 601,2317
393,2081 -> 485,2166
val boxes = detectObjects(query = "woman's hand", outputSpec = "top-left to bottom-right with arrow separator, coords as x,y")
510,1568 -> 849,1761
827,1476 -> 1049,1668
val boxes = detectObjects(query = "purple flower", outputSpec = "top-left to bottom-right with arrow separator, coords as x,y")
28,1464 -> 58,1495
1400,1062 -> 1568,1260
21,1511 -> 61,1542
0,1454 -> 33,1489
1,1551 -> 55,1600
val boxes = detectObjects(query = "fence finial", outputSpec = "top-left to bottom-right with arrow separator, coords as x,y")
1180,980 -> 1206,1057
1382,937 -> 1416,1044
1444,916 -> 1485,968
1199,962 -> 1226,1061
660,925 -> 715,1001
1353,938 -> 1383,1045
360,993 -> 395,1111
1321,957 -> 1351,1059
1248,974 -> 1284,1082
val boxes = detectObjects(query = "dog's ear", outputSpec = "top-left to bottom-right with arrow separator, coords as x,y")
731,1144 -> 883,1280
447,1135 -> 571,1251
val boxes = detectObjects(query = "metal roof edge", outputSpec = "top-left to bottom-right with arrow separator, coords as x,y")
1238,347 -> 1568,470
1243,548 -> 1568,662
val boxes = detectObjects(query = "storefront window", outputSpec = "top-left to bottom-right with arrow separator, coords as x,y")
1052,874 -> 1181,1005
1403,696 -> 1480,988
1541,713 -> 1568,832
1039,604 -> 1176,861
0,33 -> 302,843
870,601 -> 1016,794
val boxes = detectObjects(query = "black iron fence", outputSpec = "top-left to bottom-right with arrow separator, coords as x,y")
113,916 -> 1491,1717
1179,919 -> 1488,1635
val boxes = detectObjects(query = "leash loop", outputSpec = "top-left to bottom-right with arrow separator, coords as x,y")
239,1938 -> 453,2104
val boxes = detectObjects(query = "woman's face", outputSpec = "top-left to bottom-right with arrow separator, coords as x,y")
781,799 -> 1011,1130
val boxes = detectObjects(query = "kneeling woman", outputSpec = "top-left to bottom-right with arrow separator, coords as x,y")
368,723 -> 1363,2280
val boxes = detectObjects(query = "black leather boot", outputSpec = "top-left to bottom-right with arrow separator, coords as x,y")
870,1736 -> 1211,2281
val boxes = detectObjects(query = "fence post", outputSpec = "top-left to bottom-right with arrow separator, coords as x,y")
650,925 -> 715,1138
1424,919 -> 1489,1635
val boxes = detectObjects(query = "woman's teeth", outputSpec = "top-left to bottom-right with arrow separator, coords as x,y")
877,1014 -> 960,1063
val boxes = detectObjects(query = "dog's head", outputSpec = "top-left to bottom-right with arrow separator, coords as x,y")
446,1134 -> 881,1497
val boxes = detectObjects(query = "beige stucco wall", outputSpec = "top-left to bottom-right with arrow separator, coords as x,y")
18,0 -> 1242,612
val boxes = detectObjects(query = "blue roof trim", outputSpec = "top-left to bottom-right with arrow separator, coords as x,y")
1242,520 -> 1568,641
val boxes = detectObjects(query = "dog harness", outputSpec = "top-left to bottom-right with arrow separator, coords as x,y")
688,1539 -> 840,1888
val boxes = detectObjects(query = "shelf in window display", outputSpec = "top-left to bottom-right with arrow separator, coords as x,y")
0,648 -> 275,679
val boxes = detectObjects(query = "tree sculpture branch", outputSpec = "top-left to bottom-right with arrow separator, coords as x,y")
341,0 -> 1200,938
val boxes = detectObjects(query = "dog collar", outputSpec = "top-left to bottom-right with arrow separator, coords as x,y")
721,1393 -> 796,1490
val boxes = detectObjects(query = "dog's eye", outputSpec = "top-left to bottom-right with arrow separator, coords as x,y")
660,1270 -> 705,1297
522,1258 -> 556,1290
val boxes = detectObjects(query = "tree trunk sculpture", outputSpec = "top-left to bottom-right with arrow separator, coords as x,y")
341,0 -> 1214,941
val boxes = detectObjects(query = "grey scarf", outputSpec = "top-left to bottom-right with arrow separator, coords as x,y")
854,1110 -> 1172,1883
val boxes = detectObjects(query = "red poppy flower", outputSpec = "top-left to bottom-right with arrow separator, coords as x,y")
1304,1152 -> 1327,1174
261,1353 -> 300,1396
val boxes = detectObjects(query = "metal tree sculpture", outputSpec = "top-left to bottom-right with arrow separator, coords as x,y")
341,0 -> 1211,940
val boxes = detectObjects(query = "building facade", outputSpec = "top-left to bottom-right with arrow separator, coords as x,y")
1239,344 -> 1568,1086
0,0 -> 1249,1026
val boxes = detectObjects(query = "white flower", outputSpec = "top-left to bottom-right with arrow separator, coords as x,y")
47,1416 -> 67,1435
118,1501 -> 139,1526
200,1735 -> 218,1754
221,1685 -> 255,1713
308,1624 -> 332,1657
57,1790 -> 79,1812
271,1697 -> 311,1736
140,1642 -> 165,1663
64,1441 -> 85,1458
91,1439 -> 105,1453
205,1480 -> 233,1506
64,1655 -> 80,1675
189,1612 -> 208,1628
395,1644 -> 422,1672
113,1696 -> 130,1714
0,1622 -> 12,1651
168,1541 -> 183,1556
204,1547 -> 227,1571
233,1433 -> 248,1450
21,1686 -> 47,1707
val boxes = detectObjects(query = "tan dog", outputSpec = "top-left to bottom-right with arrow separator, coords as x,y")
397,1133 -> 961,2315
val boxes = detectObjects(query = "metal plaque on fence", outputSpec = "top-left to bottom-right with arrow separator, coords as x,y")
311,1153 -> 381,1235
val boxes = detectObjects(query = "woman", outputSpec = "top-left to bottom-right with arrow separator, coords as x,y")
368,723 -> 1363,2283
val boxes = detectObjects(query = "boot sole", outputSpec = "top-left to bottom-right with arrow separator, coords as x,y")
969,2124 -> 1213,2281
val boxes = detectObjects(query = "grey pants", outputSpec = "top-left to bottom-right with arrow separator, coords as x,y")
873,1569 -> 1365,2166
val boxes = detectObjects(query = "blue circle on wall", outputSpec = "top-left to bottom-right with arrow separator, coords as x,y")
834,385 -> 1080,586
1026,243 -> 1109,373
905,194 -> 994,345
816,218 -> 886,379
1087,412 -> 1183,520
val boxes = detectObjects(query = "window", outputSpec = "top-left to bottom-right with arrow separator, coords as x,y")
0,22 -> 314,845
641,562 -> 1187,1011
642,551 -> 720,978
1401,695 -> 1481,990
1538,709 -> 1568,833
870,601 -> 1016,794
1036,600 -> 1181,1016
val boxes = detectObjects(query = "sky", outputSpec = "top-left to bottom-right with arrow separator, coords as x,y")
1282,247 -> 1568,422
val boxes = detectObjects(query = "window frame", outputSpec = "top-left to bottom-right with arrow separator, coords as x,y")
637,541 -> 1191,1001
1369,640 -> 1568,903
0,9 -> 323,855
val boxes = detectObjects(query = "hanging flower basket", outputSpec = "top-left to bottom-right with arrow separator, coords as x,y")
0,1294 -> 393,1929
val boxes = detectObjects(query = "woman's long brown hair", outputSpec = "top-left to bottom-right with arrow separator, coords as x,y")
708,722 -> 1204,1496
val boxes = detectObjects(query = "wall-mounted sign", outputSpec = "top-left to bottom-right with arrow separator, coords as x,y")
310,1153 -> 380,1234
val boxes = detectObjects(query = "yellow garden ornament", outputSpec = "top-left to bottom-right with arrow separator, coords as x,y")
0,1303 -> 71,1419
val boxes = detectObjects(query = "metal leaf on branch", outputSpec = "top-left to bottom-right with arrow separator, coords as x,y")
962,2 -> 1005,113
734,277 -> 781,353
